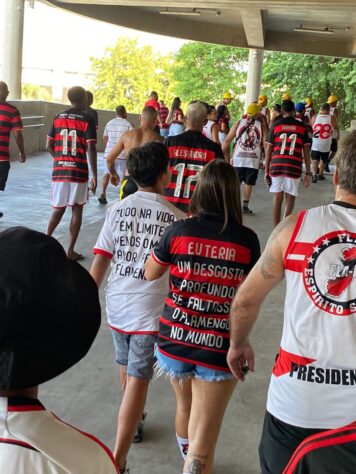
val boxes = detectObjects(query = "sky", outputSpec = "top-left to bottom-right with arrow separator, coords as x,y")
22,2 -> 187,74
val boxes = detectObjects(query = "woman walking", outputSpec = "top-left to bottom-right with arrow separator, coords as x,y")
145,160 -> 261,474
202,105 -> 220,143
168,97 -> 185,136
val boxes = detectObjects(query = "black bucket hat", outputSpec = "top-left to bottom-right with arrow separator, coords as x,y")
0,227 -> 101,390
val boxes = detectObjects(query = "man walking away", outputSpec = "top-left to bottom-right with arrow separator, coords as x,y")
85,90 -> 99,129
265,100 -> 311,227
98,105 -> 133,204
0,81 -> 26,218
223,103 -> 267,215
310,103 -> 338,183
164,101 -> 224,214
227,131 -> 356,474
46,86 -> 97,260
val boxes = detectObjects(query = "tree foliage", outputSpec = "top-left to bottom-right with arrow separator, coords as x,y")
90,37 -> 175,113
173,42 -> 249,119
22,83 -> 52,101
262,52 -> 356,128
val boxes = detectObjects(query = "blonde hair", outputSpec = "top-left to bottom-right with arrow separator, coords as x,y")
335,131 -> 356,195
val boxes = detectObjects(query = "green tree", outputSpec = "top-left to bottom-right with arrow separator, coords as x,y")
22,84 -> 52,101
91,37 -> 175,113
173,42 -> 249,119
262,52 -> 356,128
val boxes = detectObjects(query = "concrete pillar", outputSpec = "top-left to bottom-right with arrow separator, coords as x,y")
0,0 -> 25,99
245,48 -> 264,110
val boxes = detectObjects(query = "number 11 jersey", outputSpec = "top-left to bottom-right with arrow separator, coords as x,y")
267,117 -> 310,179
164,130 -> 224,213
47,108 -> 97,183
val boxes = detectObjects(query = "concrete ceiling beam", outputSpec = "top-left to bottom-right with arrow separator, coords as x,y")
240,8 -> 265,48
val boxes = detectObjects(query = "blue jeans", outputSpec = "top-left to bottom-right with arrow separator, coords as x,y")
155,347 -> 235,382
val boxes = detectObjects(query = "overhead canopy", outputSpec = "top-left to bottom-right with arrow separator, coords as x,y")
46,0 -> 356,57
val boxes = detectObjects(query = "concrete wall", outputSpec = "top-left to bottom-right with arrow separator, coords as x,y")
8,100 -> 140,159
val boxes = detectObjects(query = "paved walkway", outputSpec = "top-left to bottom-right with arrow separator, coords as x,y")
0,153 -> 335,473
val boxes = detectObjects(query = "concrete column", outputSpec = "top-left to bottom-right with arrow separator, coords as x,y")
244,48 -> 264,111
0,0 -> 25,99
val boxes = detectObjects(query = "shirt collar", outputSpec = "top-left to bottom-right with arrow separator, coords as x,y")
333,200 -> 356,210
6,397 -> 45,412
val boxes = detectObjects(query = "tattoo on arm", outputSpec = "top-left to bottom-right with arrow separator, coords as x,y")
259,217 -> 296,280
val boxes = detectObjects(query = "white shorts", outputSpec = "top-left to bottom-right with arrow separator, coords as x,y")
104,157 -> 126,181
270,176 -> 300,197
51,182 -> 88,208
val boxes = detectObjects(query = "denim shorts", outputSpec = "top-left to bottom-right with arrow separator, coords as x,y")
155,348 -> 235,383
111,330 -> 157,379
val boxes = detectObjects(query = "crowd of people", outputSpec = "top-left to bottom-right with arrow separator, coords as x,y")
0,80 -> 355,474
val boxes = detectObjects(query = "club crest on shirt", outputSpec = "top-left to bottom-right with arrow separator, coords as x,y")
303,231 -> 356,316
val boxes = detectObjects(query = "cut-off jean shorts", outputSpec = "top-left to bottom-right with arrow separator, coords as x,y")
111,330 -> 157,380
155,347 -> 235,383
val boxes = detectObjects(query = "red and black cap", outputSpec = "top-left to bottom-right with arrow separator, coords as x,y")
0,227 -> 101,390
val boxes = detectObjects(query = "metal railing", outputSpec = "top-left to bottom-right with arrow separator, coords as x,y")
22,115 -> 45,129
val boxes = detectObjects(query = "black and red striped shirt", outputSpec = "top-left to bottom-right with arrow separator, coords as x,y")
164,131 -> 224,213
159,106 -> 169,129
47,108 -> 97,183
0,102 -> 23,161
152,213 -> 260,371
267,117 -> 310,179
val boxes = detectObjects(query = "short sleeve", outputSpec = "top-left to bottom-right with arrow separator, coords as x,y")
151,225 -> 174,266
103,123 -> 109,137
86,117 -> 97,142
93,208 -> 115,259
11,108 -> 23,130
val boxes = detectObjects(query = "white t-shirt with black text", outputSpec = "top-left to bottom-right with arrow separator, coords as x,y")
93,191 -> 186,334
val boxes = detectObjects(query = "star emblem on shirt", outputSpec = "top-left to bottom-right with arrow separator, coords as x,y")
313,246 -> 321,254
307,256 -> 314,264
322,238 -> 330,246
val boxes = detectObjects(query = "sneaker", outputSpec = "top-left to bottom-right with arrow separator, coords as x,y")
0,212 -> 3,218
119,464 -> 130,474
98,195 -> 107,204
242,206 -> 253,215
133,412 -> 147,443
318,175 -> 326,181
312,176 -> 318,184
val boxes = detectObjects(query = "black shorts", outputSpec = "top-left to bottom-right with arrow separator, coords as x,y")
120,175 -> 138,200
0,161 -> 10,191
330,138 -> 338,153
235,167 -> 258,186
259,411 -> 326,474
311,150 -> 329,162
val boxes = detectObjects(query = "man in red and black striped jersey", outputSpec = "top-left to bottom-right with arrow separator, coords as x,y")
0,81 -> 26,218
265,100 -> 311,227
164,101 -> 224,213
46,86 -> 97,260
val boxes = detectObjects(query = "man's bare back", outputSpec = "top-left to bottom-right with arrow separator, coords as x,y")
107,127 -> 163,185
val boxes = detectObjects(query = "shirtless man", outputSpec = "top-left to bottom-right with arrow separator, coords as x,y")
107,106 -> 163,188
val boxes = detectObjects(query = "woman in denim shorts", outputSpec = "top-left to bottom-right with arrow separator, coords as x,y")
145,160 -> 261,474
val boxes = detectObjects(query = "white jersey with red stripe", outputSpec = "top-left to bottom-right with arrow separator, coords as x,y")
202,120 -> 215,140
267,203 -> 356,429
232,116 -> 262,169
311,113 -> 333,153
0,397 -> 118,473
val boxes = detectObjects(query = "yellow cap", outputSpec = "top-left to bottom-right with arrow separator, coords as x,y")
327,95 -> 338,104
282,92 -> 291,101
305,97 -> 313,107
258,94 -> 268,104
223,92 -> 233,100
247,103 -> 262,117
